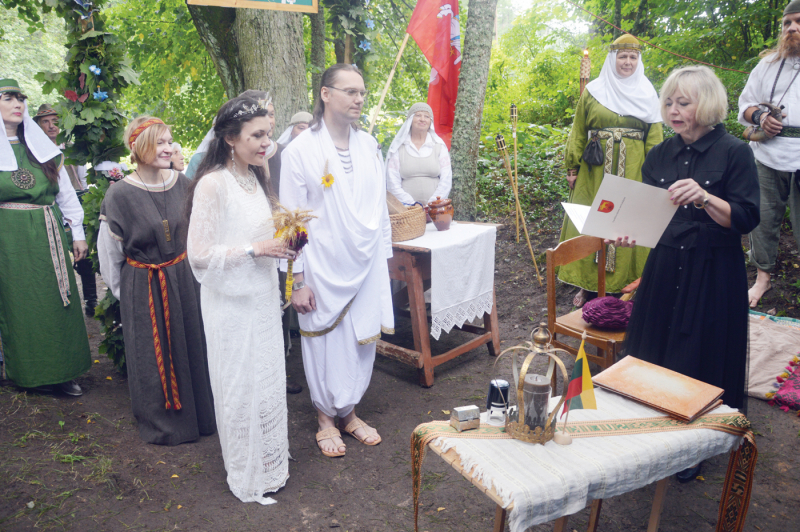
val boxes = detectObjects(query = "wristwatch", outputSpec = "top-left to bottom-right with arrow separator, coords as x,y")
751,109 -> 765,126
244,245 -> 255,258
293,281 -> 306,291
693,190 -> 710,210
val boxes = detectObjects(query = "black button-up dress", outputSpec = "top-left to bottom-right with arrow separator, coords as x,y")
624,125 -> 760,410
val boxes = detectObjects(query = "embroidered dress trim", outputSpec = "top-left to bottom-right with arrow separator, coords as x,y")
589,127 -> 644,178
0,201 -> 71,306
300,296 -> 356,338
122,171 -> 177,192
355,326 -> 396,345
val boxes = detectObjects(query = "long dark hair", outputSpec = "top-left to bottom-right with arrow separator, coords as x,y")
186,96 -> 274,219
17,122 -> 59,185
309,63 -> 364,132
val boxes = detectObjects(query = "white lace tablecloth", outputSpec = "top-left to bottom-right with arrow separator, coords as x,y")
401,222 -> 496,339
433,389 -> 742,532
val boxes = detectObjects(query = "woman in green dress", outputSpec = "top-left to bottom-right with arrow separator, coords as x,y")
0,79 -> 91,395
560,35 -> 664,307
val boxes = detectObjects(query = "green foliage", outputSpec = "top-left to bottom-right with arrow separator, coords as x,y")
95,291 -> 126,374
33,2 -> 137,168
104,0 -> 226,150
0,7 -> 67,110
477,125 -> 571,230
322,0 -> 378,72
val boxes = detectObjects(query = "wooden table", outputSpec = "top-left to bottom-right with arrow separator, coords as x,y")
429,437 -> 669,532
377,223 -> 501,387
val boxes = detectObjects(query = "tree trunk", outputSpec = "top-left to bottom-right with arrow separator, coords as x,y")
185,4 -> 245,97
234,9 -> 309,130
310,5 -> 326,103
450,0 -> 499,222
185,3 -> 309,132
613,0 -> 622,38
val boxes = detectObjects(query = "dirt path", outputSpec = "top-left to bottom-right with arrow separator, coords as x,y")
0,223 -> 798,531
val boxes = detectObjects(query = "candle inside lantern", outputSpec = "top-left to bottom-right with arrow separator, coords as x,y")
523,374 -> 551,431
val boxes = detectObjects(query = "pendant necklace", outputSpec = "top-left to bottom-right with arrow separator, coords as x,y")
136,170 -> 172,242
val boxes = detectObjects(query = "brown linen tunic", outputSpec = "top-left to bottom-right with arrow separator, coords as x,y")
101,173 -> 216,445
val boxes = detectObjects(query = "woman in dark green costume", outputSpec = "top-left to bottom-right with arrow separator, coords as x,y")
560,35 -> 664,307
0,79 -> 91,395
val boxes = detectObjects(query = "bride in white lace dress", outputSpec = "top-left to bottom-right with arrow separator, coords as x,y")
187,95 -> 296,505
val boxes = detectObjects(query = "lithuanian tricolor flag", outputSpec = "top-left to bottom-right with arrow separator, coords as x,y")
561,336 -> 597,417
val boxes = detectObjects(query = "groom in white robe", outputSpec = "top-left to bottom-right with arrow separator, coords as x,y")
280,64 -> 394,456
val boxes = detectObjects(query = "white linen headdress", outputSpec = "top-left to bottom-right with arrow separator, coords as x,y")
276,111 -> 313,146
0,99 -> 61,172
584,50 -> 662,124
385,103 -> 446,165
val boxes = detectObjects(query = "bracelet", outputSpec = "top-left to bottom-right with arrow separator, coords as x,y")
751,109 -> 764,126
245,245 -> 255,258
693,190 -> 710,209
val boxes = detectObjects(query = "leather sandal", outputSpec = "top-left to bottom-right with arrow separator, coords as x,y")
316,427 -> 346,458
339,417 -> 382,446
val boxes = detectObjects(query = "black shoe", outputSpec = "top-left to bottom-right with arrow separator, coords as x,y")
57,380 -> 83,397
84,301 -> 97,317
286,380 -> 303,394
676,462 -> 702,483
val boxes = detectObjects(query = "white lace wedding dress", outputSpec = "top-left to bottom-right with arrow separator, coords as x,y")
187,168 -> 288,505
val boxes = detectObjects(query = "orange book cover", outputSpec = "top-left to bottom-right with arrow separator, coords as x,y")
592,356 -> 724,422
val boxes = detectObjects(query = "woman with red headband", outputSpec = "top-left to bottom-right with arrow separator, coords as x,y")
97,115 -> 216,445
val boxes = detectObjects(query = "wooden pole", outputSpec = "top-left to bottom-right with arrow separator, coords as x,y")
344,34 -> 353,64
511,104 -> 519,243
496,135 -> 542,286
367,32 -> 411,135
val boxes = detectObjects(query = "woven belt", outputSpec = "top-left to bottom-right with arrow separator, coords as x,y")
589,127 -> 645,178
776,126 -> 800,138
126,252 -> 187,410
0,201 -> 71,306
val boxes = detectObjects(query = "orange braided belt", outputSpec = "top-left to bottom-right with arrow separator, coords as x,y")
126,252 -> 186,410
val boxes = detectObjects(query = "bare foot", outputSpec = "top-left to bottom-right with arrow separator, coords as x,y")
748,270 -> 772,308
573,288 -> 587,308
340,411 -> 380,444
316,411 -> 345,455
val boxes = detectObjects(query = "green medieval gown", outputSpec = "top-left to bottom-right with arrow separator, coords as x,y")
0,141 -> 91,387
558,91 -> 663,293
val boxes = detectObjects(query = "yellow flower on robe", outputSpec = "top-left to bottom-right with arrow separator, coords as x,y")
322,173 -> 334,188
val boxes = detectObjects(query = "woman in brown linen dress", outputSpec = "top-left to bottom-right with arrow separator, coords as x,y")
97,116 -> 216,445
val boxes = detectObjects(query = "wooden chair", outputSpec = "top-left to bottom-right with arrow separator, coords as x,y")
546,235 -> 625,371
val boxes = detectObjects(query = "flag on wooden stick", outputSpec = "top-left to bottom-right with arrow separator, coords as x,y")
561,332 -> 597,418
407,0 -> 461,147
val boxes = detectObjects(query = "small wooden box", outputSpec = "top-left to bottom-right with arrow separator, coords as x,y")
450,417 -> 480,432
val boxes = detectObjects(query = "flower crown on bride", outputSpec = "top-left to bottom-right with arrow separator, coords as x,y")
233,96 -> 272,118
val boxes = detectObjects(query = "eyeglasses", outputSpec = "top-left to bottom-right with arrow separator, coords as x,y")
327,86 -> 368,99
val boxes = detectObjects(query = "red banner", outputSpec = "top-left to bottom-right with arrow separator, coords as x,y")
407,0 -> 461,147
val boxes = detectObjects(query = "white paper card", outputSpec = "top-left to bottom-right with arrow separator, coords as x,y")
561,174 -> 678,248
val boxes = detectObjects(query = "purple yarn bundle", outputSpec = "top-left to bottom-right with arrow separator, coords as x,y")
582,296 -> 633,330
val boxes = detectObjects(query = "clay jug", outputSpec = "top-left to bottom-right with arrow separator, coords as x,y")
427,196 -> 454,231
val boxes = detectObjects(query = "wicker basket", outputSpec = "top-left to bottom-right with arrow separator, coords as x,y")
390,205 -> 426,242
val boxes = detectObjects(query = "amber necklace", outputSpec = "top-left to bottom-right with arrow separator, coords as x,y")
134,170 -> 172,242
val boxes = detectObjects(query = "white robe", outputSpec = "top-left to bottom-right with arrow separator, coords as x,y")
187,169 -> 288,505
280,121 -> 393,417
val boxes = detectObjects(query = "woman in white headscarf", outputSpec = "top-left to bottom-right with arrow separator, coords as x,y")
386,102 -> 452,206
275,111 -> 312,146
559,34 -> 664,307
0,79 -> 91,395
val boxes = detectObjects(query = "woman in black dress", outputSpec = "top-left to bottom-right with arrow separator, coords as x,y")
618,65 -> 760,412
